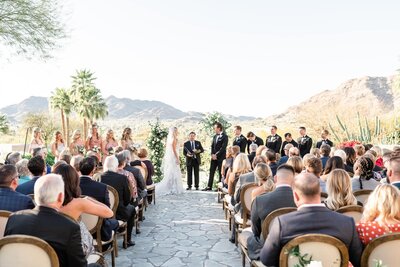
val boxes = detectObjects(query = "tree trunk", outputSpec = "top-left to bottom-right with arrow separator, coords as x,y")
66,116 -> 70,146
83,117 -> 87,141
61,109 -> 66,143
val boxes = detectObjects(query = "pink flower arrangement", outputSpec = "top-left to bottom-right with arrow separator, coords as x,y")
337,140 -> 362,149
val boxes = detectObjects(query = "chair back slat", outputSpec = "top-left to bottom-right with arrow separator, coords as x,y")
0,211 -> 11,238
261,207 -> 297,241
361,233 -> 400,267
107,185 -> 119,216
336,205 -> 363,223
136,166 -> 148,181
81,213 -> 102,234
0,234 -> 59,267
240,183 -> 258,215
354,189 -> 373,205
279,234 -> 349,267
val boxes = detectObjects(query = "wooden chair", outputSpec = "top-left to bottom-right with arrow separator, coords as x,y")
336,205 -> 363,223
354,189 -> 373,205
239,207 -> 297,267
320,192 -> 328,202
0,210 -> 11,238
0,234 -> 59,267
279,234 -> 349,267
224,194 -> 234,231
361,233 -> 400,266
107,185 -> 128,256
81,212 -> 116,267
234,183 -> 258,246
146,183 -> 156,206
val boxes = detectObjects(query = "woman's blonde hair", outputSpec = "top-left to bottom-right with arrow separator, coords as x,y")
226,146 -> 233,158
287,156 -> 304,174
361,184 -> 400,228
232,153 -> 252,176
354,144 -> 365,157
310,148 -> 321,158
256,145 -> 267,156
254,163 -> 275,191
106,129 -> 116,142
71,129 -> 81,142
325,169 -> 357,210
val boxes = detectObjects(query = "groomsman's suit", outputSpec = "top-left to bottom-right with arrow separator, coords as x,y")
233,134 -> 247,153
297,135 -> 313,157
266,134 -> 282,154
183,139 -> 204,189
247,136 -> 264,154
316,139 -> 333,148
207,132 -> 228,189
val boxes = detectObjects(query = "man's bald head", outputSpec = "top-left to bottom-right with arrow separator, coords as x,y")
293,172 -> 321,205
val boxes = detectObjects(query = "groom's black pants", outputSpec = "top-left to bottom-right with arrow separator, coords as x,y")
187,163 -> 200,188
208,159 -> 223,188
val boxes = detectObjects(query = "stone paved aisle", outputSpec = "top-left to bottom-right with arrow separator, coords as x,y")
107,191 -> 242,267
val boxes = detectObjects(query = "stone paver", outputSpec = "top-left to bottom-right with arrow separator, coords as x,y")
107,191 -> 242,267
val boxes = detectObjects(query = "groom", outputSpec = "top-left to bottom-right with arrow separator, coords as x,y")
203,122 -> 228,191
183,132 -> 204,190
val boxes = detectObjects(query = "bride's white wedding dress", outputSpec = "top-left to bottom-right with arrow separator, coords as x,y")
156,128 -> 184,196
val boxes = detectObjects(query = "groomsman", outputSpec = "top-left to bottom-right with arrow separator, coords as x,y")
183,132 -> 204,190
297,127 -> 313,157
280,133 -> 298,156
203,122 -> 228,191
266,125 -> 282,154
316,130 -> 334,148
232,125 -> 247,153
246,132 -> 264,154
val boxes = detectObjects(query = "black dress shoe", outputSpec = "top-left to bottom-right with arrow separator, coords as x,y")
195,187 -> 199,190
186,187 -> 191,190
201,187 -> 211,191
127,240 -> 136,247
229,237 -> 235,244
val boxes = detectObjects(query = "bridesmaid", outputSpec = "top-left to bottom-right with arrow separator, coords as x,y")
51,131 -> 66,160
29,127 -> 45,154
120,127 -> 133,150
102,129 -> 118,157
69,129 -> 85,156
85,123 -> 103,161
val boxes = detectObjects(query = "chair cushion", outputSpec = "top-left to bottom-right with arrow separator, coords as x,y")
234,213 -> 251,226
238,231 -> 253,249
87,253 -> 101,264
118,220 -> 126,227
251,260 -> 266,267
146,184 -> 155,190
93,231 -> 115,245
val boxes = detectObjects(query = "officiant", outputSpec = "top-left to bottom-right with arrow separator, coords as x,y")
183,132 -> 204,190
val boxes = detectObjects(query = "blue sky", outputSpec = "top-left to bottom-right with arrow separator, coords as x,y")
0,0 -> 399,117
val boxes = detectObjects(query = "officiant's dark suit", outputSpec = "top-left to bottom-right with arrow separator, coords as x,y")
205,123 -> 228,190
183,133 -> 204,190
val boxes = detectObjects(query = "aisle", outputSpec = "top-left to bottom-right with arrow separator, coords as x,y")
108,191 -> 242,267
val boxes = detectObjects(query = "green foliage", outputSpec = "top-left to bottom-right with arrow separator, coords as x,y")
147,119 -> 168,183
373,259 -> 386,267
0,113 -> 9,134
0,0 -> 66,59
50,87 -> 73,142
200,112 -> 231,137
287,245 -> 313,267
22,152 -> 55,166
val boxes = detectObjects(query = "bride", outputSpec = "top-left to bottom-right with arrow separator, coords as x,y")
156,127 -> 184,195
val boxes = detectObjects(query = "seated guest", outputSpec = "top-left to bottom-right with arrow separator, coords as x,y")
221,146 -> 234,186
371,146 -> 383,168
255,145 -> 267,157
16,155 -> 45,195
280,133 -> 298,156
325,169 -> 358,210
78,157 -> 119,242
320,144 -> 331,170
53,164 -> 114,254
387,156 -> 400,189
286,156 -> 303,175
101,156 -> 136,247
59,149 -> 72,164
354,144 -> 365,159
265,149 -> 278,176
278,143 -> 293,166
5,174 -> 96,267
248,143 -> 258,165
334,149 -> 354,174
357,184 -> 400,245
138,148 -> 155,186
246,165 -> 296,260
365,151 -> 383,179
0,165 -> 34,211
251,163 -> 274,201
310,148 -> 321,158
71,155 -> 84,175
227,153 -> 252,196
121,150 -> 147,201
5,152 -> 22,166
352,156 -> 380,191
305,157 -> 325,192
32,147 -> 51,174
344,146 -> 356,173
316,129 -> 333,148
288,146 -> 300,158
320,156 -> 345,182
260,172 -> 362,267
15,159 -> 31,185
247,131 -> 264,154
116,152 -> 138,201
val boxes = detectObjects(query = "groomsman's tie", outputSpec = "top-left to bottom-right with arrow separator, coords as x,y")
191,141 -> 196,158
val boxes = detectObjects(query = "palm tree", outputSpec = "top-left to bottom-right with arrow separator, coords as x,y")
50,88 -> 72,144
0,113 -> 9,134
71,69 -> 108,139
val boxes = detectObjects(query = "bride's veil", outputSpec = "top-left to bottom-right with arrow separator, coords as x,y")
162,127 -> 177,172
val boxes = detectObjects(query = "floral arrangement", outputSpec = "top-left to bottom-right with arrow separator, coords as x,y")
147,119 -> 168,182
287,245 -> 313,267
337,140 -> 362,149
77,145 -> 85,155
92,145 -> 100,153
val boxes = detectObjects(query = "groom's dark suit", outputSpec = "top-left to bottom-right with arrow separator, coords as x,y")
183,140 -> 204,189
207,132 -> 228,189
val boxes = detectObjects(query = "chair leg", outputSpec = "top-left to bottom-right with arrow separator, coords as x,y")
242,249 -> 246,267
111,246 -> 116,267
114,235 -> 118,257
123,230 -> 128,249
235,223 -> 239,247
154,192 -> 156,205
